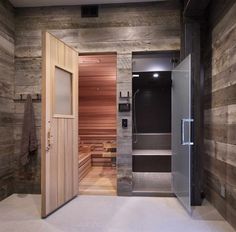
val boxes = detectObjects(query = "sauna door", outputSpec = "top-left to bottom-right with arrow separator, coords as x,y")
171,55 -> 193,214
41,32 -> 78,218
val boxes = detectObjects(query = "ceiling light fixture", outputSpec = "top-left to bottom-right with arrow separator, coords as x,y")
132,74 -> 140,78
153,73 -> 159,78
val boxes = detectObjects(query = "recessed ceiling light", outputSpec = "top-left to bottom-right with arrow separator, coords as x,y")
153,73 -> 159,78
133,74 -> 140,77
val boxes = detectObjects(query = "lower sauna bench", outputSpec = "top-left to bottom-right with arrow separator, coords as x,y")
79,145 -> 92,181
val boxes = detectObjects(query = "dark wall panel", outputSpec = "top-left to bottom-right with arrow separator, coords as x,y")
133,71 -> 171,133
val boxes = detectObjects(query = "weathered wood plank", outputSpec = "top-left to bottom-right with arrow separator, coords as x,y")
211,1 -> 236,45
0,98 -> 14,113
204,184 -> 227,219
15,2 -> 180,30
79,26 -> 180,43
0,0 -> 14,40
227,201 -> 236,230
212,42 -> 236,76
77,39 -> 180,54
0,0 -> 16,201
212,22 -> 236,61
204,123 -> 236,145
204,104 -> 236,125
0,126 -> 14,145
0,35 -> 14,55
15,58 -> 42,86
204,107 -> 228,125
203,2 -> 236,228
0,80 -> 14,99
204,84 -> 236,109
204,155 -> 227,182
14,85 -> 41,95
205,63 -> 236,94
204,139 -> 236,167
0,112 -> 13,127
15,35 -> 180,58
13,125 -> 41,143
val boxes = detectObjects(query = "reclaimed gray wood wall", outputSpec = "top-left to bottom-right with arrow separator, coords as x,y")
0,0 -> 15,200
203,1 -> 236,229
14,1 -> 180,195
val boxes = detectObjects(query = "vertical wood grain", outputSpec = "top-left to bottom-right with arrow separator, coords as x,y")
49,116 -> 58,210
57,118 -> 65,205
41,32 -> 78,217
73,50 -> 79,195
65,119 -> 73,201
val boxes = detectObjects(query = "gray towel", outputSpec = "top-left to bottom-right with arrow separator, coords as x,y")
20,94 -> 38,166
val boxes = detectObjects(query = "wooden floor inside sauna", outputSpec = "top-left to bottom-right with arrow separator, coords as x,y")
79,167 -> 117,196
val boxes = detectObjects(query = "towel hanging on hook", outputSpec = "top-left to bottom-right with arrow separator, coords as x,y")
20,94 -> 38,166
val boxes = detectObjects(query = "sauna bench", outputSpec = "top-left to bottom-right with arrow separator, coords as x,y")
132,150 -> 172,156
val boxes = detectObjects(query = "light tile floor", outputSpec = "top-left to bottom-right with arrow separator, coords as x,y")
0,194 -> 235,232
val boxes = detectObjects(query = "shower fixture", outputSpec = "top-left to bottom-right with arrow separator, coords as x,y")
171,57 -> 179,69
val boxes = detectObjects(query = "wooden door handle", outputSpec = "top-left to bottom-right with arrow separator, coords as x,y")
46,130 -> 53,152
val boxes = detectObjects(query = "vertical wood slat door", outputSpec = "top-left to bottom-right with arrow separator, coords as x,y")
41,32 -> 78,218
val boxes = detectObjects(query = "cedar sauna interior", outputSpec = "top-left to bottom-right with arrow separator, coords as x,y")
78,54 -> 117,195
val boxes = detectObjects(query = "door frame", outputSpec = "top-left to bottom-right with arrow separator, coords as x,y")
78,52 -> 118,194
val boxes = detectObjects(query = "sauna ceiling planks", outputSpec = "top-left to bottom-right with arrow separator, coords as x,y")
79,54 -> 117,137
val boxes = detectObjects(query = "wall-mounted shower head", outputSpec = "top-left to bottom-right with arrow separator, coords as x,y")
133,89 -> 140,97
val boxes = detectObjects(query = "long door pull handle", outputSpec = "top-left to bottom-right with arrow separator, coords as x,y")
181,118 -> 194,146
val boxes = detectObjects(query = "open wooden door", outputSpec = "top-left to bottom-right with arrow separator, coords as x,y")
41,32 -> 78,218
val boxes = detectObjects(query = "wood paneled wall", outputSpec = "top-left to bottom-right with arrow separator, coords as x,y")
79,54 -> 116,166
14,1 -> 180,195
203,1 -> 236,229
0,0 -> 15,200
79,54 -> 116,137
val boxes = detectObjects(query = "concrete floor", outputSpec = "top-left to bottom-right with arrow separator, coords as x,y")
133,172 -> 172,195
0,194 -> 235,232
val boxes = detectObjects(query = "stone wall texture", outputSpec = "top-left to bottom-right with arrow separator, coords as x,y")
0,0 -> 15,200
